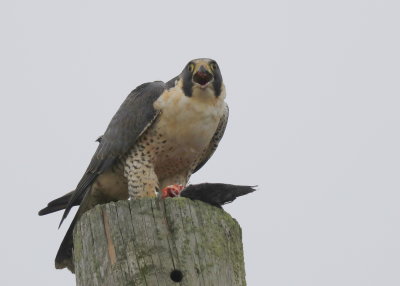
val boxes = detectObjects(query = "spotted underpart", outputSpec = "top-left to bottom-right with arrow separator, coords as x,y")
123,114 -> 223,198
124,80 -> 228,198
123,129 -> 165,198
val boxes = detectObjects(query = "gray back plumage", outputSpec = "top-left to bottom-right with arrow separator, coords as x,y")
59,81 -> 166,226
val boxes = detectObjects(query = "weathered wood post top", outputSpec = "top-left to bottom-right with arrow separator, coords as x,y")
73,197 -> 246,286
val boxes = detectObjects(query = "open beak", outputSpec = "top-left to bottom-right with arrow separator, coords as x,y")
192,65 -> 214,86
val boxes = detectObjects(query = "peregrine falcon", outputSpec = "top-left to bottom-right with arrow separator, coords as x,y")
39,58 -> 229,272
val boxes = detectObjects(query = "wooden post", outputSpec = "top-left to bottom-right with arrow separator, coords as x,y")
73,197 -> 246,286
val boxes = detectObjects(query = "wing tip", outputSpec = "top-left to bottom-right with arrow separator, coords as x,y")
58,211 -> 69,229
38,208 -> 50,216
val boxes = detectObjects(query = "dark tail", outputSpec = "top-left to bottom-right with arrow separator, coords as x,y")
181,183 -> 256,207
54,214 -> 78,273
54,186 -> 98,273
38,190 -> 82,216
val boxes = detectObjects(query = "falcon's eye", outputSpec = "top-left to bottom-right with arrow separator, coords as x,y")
188,63 -> 195,73
210,62 -> 218,71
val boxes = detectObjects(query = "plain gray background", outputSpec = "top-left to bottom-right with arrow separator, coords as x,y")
1,0 -> 399,285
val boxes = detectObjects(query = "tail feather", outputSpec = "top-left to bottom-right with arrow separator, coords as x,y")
55,215 -> 78,273
38,190 -> 82,216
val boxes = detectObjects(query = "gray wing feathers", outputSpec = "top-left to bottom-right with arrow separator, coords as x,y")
59,81 -> 165,226
38,190 -> 76,216
193,104 -> 229,173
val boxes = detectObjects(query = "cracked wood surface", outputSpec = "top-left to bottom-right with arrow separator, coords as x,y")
73,197 -> 246,286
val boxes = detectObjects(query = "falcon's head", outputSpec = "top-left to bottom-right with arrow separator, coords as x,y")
180,58 -> 224,98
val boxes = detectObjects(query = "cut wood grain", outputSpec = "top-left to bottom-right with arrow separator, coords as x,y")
73,197 -> 246,286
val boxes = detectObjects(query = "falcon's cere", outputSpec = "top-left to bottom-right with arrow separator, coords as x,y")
39,58 -> 229,272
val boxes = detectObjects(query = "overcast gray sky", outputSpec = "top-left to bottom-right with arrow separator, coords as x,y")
1,0 -> 400,285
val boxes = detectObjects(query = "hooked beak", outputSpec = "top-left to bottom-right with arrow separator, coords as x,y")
192,65 -> 214,86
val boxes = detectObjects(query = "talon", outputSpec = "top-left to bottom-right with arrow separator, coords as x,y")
161,184 -> 185,198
